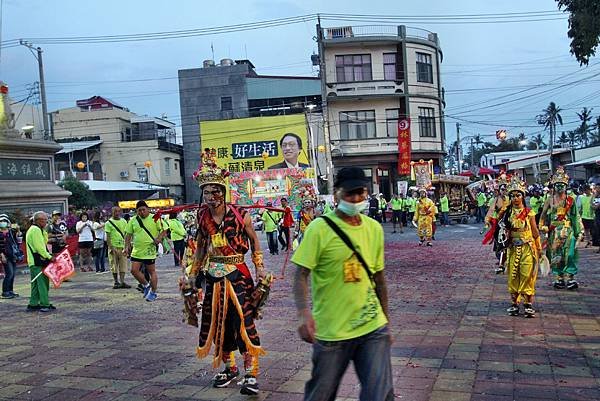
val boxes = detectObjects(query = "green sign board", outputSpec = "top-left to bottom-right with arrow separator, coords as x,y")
0,158 -> 51,181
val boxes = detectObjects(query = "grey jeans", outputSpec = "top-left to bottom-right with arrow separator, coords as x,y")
304,325 -> 394,401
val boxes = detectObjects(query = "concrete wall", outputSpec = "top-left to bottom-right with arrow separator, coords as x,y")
323,43 -> 399,84
178,63 -> 250,202
51,107 -> 133,142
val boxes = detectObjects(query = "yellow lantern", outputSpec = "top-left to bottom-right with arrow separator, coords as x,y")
76,162 -> 85,169
144,160 -> 153,168
317,145 -> 326,153
261,151 -> 269,160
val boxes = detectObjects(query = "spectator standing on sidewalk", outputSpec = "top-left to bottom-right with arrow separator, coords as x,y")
124,201 -> 167,302
76,212 -> 94,272
92,212 -> 107,273
262,202 -> 280,255
0,214 -> 21,299
592,184 -> 600,252
105,206 -> 131,289
390,194 -> 403,233
379,194 -> 388,223
292,166 -> 394,401
579,185 -> 595,247
25,211 -> 55,312
47,211 -> 67,256
439,191 -> 450,227
476,189 -> 487,223
168,213 -> 187,267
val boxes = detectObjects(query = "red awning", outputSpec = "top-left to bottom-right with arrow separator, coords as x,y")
459,167 -> 497,177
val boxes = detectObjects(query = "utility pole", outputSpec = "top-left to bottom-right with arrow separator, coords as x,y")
19,40 -> 50,139
456,123 -> 462,173
470,137 -> 474,169
317,15 -> 334,194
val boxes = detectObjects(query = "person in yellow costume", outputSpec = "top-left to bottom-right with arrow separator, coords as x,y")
500,175 -> 542,318
413,188 -> 435,247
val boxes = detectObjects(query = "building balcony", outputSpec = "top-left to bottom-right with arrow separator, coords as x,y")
326,80 -> 404,99
332,137 -> 398,157
321,25 -> 440,47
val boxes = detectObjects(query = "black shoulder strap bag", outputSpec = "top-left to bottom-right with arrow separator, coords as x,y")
108,219 -> 125,239
136,216 -> 158,249
319,215 -> 374,284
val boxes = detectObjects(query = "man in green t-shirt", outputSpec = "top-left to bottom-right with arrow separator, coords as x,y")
261,202 -> 281,255
405,192 -> 417,225
476,190 -> 487,223
26,211 -> 55,312
439,191 -> 450,227
579,185 -> 595,246
168,213 -> 187,267
390,194 -> 403,234
292,167 -> 393,401
105,206 -> 131,290
124,201 -> 167,302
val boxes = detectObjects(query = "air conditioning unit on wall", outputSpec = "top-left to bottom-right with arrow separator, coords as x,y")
119,170 -> 129,178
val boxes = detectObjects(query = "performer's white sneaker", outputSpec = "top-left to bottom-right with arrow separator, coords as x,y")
213,368 -> 239,388
239,375 -> 259,395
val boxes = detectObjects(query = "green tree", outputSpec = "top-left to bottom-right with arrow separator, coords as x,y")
537,102 -> 563,169
532,133 -> 547,149
557,131 -> 570,147
59,176 -> 97,209
576,106 -> 593,146
591,116 -> 600,145
557,0 -> 600,65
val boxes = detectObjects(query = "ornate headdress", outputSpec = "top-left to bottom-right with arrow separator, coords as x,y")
192,148 -> 230,188
550,165 -> 569,185
496,171 -> 510,188
506,175 -> 526,195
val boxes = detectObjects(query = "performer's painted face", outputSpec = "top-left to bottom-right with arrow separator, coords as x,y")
203,184 -> 225,208
554,183 -> 567,194
419,190 -> 426,198
509,191 -> 524,207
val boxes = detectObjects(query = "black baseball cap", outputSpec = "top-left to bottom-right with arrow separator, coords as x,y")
136,200 -> 148,209
334,167 -> 369,191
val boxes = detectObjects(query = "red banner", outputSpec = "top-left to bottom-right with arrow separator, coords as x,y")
44,248 -> 75,288
397,118 -> 411,175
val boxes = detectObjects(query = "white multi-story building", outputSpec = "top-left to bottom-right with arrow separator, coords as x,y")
50,96 -> 184,202
318,25 -> 445,197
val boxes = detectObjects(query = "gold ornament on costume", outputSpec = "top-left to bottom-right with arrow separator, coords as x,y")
506,175 -> 526,195
496,171 -> 510,187
549,165 -> 569,186
193,148 -> 230,188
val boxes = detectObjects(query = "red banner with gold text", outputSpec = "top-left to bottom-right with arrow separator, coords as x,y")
397,118 -> 411,175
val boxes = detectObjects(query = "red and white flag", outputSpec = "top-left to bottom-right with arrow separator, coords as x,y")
44,248 -> 75,288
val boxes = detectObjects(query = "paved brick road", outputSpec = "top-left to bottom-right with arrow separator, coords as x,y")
0,224 -> 599,401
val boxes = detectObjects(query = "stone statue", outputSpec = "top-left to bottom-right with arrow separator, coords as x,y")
0,82 -> 20,138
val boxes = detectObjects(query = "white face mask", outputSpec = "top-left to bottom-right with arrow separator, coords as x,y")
337,199 -> 368,216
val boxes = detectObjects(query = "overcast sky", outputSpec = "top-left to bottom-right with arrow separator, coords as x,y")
1,0 -> 596,146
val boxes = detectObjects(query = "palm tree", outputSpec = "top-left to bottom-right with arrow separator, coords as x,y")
537,102 -> 563,170
532,133 -> 547,149
557,131 -> 570,148
576,107 -> 593,147
590,116 -> 600,146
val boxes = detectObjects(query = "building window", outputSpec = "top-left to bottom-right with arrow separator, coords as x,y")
416,53 -> 433,83
386,109 -> 400,137
221,96 -> 232,111
335,54 -> 372,83
137,168 -> 148,182
339,110 -> 376,140
383,53 -> 397,80
418,107 -> 436,137
164,158 -> 171,176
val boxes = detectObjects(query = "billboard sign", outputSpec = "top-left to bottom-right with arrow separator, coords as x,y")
200,115 -> 311,174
